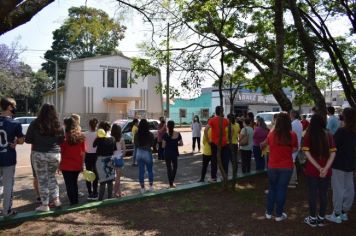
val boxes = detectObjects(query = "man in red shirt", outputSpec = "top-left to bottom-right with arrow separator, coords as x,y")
204,106 -> 229,181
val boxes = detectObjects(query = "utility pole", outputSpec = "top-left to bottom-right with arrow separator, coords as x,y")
166,23 -> 170,118
42,57 -> 58,112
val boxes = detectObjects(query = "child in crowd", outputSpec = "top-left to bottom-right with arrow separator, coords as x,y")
303,114 -> 336,227
199,119 -> 212,182
84,118 -> 99,200
191,115 -> 202,152
262,112 -> 298,222
60,116 -> 86,206
135,119 -> 155,193
93,121 -> 116,200
111,124 -> 126,197
163,120 -> 183,188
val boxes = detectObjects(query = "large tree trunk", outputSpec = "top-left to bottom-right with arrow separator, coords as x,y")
288,0 -> 327,117
0,0 -> 54,35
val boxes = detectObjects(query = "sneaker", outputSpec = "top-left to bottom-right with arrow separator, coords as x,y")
209,179 -> 217,183
36,205 -> 50,212
3,209 -> 17,217
304,216 -> 317,227
78,192 -> 85,198
169,184 -> 176,188
53,199 -> 62,207
341,213 -> 348,221
140,188 -> 146,194
91,193 -> 98,200
87,193 -> 94,200
326,213 -> 342,224
197,179 -> 205,183
265,212 -> 272,220
317,216 -> 326,227
149,186 -> 154,192
275,213 -> 287,222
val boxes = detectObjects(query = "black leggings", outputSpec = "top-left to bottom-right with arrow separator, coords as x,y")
85,153 -> 98,195
165,155 -> 178,186
192,137 -> 201,151
62,170 -> 80,205
99,180 -> 113,200
307,176 -> 330,217
240,149 -> 252,174
200,154 -> 211,181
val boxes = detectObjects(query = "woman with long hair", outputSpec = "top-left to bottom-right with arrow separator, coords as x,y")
302,114 -> 336,227
326,108 -> 356,224
59,116 -> 86,205
111,124 -> 126,197
253,117 -> 269,171
239,118 -> 254,173
135,119 -> 155,193
25,104 -> 64,211
262,112 -> 298,221
93,121 -> 116,200
163,120 -> 183,188
84,118 -> 99,200
191,115 -> 202,152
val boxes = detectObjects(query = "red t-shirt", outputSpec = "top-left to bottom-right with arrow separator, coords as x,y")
267,131 -> 298,169
208,116 -> 229,146
302,132 -> 336,177
60,138 -> 85,171
301,119 -> 310,131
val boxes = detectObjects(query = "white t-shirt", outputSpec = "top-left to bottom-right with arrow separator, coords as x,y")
291,119 -> 303,160
191,122 -> 202,137
113,138 -> 125,158
84,131 -> 97,154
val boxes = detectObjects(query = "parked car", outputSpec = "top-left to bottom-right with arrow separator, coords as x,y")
14,116 -> 36,135
255,112 -> 280,128
112,119 -> 159,154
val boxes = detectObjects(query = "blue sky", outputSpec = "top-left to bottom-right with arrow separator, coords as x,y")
0,0 -> 148,71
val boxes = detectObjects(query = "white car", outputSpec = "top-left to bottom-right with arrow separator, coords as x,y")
255,112 -> 280,128
14,116 -> 36,135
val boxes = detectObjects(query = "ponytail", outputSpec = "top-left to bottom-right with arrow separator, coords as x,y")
167,120 -> 175,136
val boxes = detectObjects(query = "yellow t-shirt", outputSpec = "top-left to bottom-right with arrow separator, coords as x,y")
225,123 -> 241,144
203,129 -> 212,156
131,125 -> 138,141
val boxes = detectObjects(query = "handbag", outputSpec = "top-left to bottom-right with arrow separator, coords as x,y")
113,156 -> 124,168
239,128 -> 249,146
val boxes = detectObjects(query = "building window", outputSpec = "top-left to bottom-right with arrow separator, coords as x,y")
102,69 -> 105,87
179,109 -> 187,118
332,97 -> 337,101
201,108 -> 209,119
272,107 -> 280,112
121,70 -> 128,88
107,69 -> 115,87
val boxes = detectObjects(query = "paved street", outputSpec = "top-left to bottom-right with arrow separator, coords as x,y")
8,130 -> 255,214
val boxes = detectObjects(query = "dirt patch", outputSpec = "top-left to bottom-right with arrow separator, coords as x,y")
1,175 -> 355,236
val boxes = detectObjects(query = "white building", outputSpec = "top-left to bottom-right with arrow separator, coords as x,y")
43,55 -> 163,125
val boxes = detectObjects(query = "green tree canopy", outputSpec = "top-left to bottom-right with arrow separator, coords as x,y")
42,6 -> 126,84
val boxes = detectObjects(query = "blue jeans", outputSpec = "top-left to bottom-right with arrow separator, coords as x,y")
266,168 -> 292,216
253,145 -> 265,171
132,147 -> 137,165
136,148 -> 154,187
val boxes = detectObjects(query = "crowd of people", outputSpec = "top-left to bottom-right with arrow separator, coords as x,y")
0,96 -> 355,229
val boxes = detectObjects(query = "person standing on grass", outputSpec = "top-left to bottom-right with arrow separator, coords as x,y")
163,120 -> 183,188
289,110 -> 303,188
60,116 -> 86,206
302,114 -> 336,227
253,117 -> 269,171
111,124 -> 126,198
135,119 -> 155,193
131,118 -> 139,166
157,117 -> 167,160
239,118 -> 254,174
226,114 -> 240,176
326,108 -> 356,224
204,106 -> 229,181
199,120 -> 212,182
93,122 -> 116,200
84,118 -> 99,200
261,112 -> 298,222
25,104 -> 64,212
327,106 -> 340,135
0,97 -> 24,216
191,115 -> 202,153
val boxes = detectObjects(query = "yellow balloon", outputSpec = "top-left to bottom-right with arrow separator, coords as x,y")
83,170 -> 96,182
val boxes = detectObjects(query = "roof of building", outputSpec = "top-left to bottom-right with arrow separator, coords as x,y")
69,54 -> 132,63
